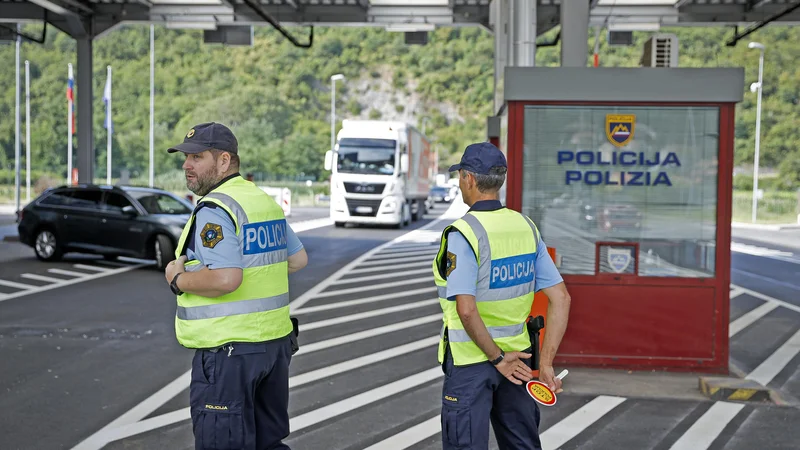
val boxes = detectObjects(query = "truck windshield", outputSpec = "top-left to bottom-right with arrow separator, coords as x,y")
337,138 -> 396,175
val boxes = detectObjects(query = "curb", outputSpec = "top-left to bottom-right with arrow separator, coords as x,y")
732,222 -> 800,231
699,376 -> 775,403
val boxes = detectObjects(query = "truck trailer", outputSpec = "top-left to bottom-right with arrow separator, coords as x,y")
324,120 -> 436,228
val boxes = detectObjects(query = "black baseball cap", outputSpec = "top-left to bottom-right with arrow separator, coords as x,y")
168,122 -> 238,154
448,142 -> 507,174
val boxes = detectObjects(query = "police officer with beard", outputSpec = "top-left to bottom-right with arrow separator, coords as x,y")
164,122 -> 307,450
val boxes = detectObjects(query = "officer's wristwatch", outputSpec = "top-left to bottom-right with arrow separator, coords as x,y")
170,273 -> 184,295
490,350 -> 505,366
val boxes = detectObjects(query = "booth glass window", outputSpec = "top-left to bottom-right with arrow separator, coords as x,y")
521,105 -> 719,277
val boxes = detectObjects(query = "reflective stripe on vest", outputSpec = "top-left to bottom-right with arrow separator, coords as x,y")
174,176 -> 292,349
433,208 -> 540,366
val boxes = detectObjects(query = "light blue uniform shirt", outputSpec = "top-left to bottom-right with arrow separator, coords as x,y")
187,206 -> 303,269
445,231 -> 562,300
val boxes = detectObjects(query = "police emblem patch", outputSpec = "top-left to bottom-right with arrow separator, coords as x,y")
607,247 -> 632,273
187,129 -> 195,139
201,223 -> 223,248
446,251 -> 457,277
605,114 -> 635,147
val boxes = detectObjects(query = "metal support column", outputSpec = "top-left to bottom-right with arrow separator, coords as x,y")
560,0 -> 589,67
77,37 -> 94,184
492,0 -> 510,115
513,0 -> 536,67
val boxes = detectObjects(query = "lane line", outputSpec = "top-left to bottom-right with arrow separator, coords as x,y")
289,203 -> 459,311
290,367 -> 442,433
315,277 -> 432,298
367,251 -> 438,262
380,245 -> 439,254
299,299 -> 439,332
731,284 -> 800,315
541,395 -> 627,450
20,273 -> 65,283
0,264 -> 149,303
290,335 -> 440,388
292,287 -> 436,315
71,318 -> 443,449
0,279 -> 38,290
730,287 -> 744,299
667,401 -> 745,450
48,268 -> 92,277
73,264 -> 112,273
98,367 -> 444,445
348,261 -> 431,275
362,416 -> 441,450
291,217 -> 334,233
732,269 -> 800,292
331,268 -> 431,285
746,328 -> 800,386
297,314 -> 441,355
729,301 -> 779,337
361,254 -> 436,265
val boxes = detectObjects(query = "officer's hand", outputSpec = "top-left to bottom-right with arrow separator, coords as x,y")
164,255 -> 187,282
538,364 -> 563,394
494,351 -> 533,385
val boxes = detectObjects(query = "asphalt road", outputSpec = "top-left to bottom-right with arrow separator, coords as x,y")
1,201 -> 799,449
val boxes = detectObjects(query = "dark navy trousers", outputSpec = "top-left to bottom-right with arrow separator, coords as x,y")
190,336 -> 293,450
441,348 -> 542,450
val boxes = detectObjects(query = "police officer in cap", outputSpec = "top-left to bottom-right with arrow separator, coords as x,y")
164,122 -> 308,450
433,142 -> 571,450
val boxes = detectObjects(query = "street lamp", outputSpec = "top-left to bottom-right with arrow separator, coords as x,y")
748,41 -> 765,223
330,74 -> 345,153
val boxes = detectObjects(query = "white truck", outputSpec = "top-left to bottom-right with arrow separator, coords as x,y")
324,120 -> 437,228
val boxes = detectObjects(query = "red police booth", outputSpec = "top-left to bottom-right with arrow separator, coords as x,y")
494,67 -> 744,373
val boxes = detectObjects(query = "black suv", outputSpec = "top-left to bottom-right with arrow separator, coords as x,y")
17,184 -> 193,270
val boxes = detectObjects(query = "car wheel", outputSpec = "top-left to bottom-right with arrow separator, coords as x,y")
334,221 -> 345,228
34,228 -> 63,262
154,234 -> 175,271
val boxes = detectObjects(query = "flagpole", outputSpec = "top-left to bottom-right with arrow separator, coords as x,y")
67,63 -> 73,186
14,24 -> 21,214
106,65 -> 112,186
149,24 -> 155,188
25,60 -> 31,204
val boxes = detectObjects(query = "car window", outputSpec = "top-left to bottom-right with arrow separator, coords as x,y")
67,190 -> 102,210
39,190 -> 72,206
128,191 -> 192,215
102,192 -> 134,213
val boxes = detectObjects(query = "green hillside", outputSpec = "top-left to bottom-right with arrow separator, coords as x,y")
1,24 -> 799,195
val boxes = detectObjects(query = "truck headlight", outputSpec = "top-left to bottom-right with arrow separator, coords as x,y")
383,197 -> 397,213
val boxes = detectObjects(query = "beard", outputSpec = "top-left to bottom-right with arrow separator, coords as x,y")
186,167 -> 220,196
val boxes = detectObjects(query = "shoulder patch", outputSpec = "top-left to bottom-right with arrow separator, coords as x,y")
446,251 -> 457,277
201,223 -> 224,249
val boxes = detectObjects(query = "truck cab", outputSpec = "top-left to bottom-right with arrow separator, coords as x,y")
324,120 -> 435,228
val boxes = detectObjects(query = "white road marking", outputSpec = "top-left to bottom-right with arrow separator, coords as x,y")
731,284 -> 800,315
348,260 -> 431,275
380,244 -> 438,254
0,263 -> 149,304
292,287 -> 436,315
729,287 -> 744,299
668,401 -> 745,450
73,264 -> 111,272
731,242 -> 799,265
541,395 -> 627,450
297,314 -> 441,355
20,273 -> 65,283
729,301 -> 779,337
48,268 -> 92,277
732,269 -> 800,291
288,202 -> 460,311
746,328 -> 800,386
363,254 -> 437,265
291,217 -> 334,233
362,416 -> 441,450
299,299 -> 439,331
291,367 -> 443,433
289,335 -> 440,388
315,277 -> 432,298
332,268 -> 431,285
367,250 -> 438,262
0,278 -> 37,290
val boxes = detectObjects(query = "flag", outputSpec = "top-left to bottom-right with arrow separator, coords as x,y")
66,64 -> 75,133
103,67 -> 112,132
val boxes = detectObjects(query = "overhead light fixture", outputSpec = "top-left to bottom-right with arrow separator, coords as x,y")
165,21 -> 218,30
385,23 -> 436,32
608,22 -> 661,32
